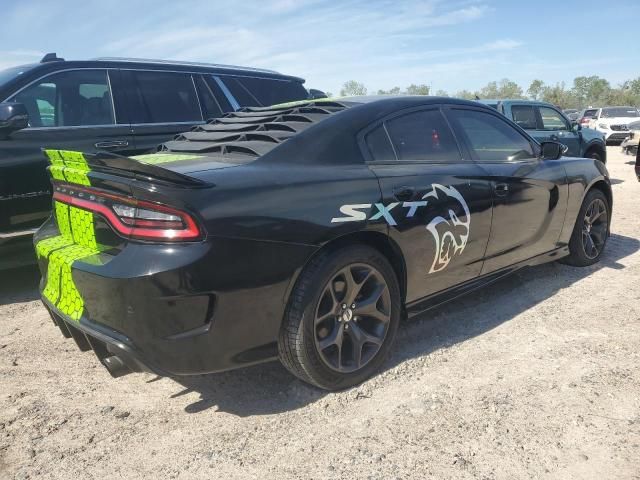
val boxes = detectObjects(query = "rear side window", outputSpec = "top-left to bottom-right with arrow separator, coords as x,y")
12,69 -> 114,128
194,75 -> 223,120
511,105 -> 537,129
365,125 -> 396,160
219,77 -> 259,107
129,71 -> 202,123
235,77 -> 308,106
449,109 -> 535,162
368,109 -> 461,162
538,106 -> 568,131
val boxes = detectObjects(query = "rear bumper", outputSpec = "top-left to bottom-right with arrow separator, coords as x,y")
43,299 -> 162,377
35,219 -> 317,377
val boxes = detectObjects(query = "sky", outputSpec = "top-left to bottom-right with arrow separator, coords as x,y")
1,0 -> 639,96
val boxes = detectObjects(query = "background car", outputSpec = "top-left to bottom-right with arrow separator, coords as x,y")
478,99 -> 606,162
563,108 -> 579,121
621,119 -> 640,156
588,106 -> 640,145
577,108 -> 599,128
0,53 -> 318,268
34,97 -> 612,390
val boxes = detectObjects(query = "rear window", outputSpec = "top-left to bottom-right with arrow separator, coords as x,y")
129,71 -> 202,123
235,77 -> 308,107
583,109 -> 598,118
601,107 -> 639,118
511,105 -> 537,129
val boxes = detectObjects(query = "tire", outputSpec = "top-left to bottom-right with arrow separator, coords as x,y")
561,189 -> 610,267
278,245 -> 401,390
585,148 -> 603,163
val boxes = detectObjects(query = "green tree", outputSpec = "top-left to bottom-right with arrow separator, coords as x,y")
541,82 -> 578,109
477,78 -> 524,99
435,89 -> 449,97
572,76 -> 610,107
454,89 -> 476,100
340,80 -> 367,97
377,86 -> 401,95
527,79 -> 545,100
405,84 -> 430,95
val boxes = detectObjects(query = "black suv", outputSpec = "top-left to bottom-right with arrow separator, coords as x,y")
0,54 -> 314,266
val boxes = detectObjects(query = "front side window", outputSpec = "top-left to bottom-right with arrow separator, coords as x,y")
374,109 -> 461,162
450,109 -> 535,162
12,70 -> 114,128
129,71 -> 202,123
511,105 -> 537,130
538,106 -> 569,131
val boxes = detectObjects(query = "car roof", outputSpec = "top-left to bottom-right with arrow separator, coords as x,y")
478,99 -> 555,107
0,56 -> 305,98
159,96 -> 495,164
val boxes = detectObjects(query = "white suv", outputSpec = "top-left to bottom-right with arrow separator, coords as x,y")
589,106 -> 640,144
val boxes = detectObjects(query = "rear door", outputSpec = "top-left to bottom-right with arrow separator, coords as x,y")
1,69 -> 134,234
363,106 -> 494,302
121,70 -> 205,154
445,106 -> 568,273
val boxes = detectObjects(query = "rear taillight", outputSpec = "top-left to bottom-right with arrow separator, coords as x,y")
580,117 -> 590,125
52,183 -> 202,241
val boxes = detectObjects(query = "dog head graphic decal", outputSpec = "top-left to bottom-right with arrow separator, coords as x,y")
422,184 -> 471,274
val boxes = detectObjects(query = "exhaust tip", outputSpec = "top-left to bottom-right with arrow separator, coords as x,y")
102,355 -> 132,378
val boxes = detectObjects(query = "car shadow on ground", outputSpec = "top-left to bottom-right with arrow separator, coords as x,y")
172,233 -> 639,417
0,265 -> 41,306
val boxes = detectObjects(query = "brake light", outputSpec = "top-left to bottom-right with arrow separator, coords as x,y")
580,117 -> 590,125
52,183 -> 202,241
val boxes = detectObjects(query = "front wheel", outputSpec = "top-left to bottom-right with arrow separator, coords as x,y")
561,189 -> 610,267
278,245 -> 401,390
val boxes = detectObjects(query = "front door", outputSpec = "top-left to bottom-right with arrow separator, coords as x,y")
536,105 -> 581,156
364,107 -> 494,302
0,69 -> 134,234
445,106 -> 568,274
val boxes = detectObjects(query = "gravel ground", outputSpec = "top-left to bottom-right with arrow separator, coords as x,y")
1,146 -> 639,480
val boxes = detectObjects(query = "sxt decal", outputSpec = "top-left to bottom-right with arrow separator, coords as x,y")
331,184 -> 471,274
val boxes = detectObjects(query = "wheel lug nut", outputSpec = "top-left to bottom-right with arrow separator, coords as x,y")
351,304 -> 356,309
342,304 -> 347,309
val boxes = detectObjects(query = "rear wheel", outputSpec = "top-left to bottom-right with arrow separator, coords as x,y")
278,245 -> 400,390
562,189 -> 609,266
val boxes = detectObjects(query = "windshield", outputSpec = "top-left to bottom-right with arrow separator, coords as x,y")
601,107 -> 639,118
0,65 -> 31,89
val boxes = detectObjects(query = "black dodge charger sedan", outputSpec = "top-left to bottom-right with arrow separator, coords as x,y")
34,96 -> 612,390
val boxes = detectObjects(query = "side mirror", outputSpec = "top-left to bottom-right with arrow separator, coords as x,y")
571,121 -> 581,131
0,103 -> 29,137
308,89 -> 328,99
540,141 -> 567,160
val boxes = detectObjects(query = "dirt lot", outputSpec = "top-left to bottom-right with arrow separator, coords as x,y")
1,147 -> 639,480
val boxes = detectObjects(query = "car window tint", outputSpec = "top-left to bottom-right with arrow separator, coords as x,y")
511,105 -> 537,129
194,75 -> 223,120
12,70 -> 114,128
451,109 -> 535,162
365,125 -> 396,160
219,77 -> 260,107
130,71 -> 201,123
583,109 -> 597,118
539,106 -> 568,131
384,109 -> 461,162
204,77 -> 233,113
236,77 -> 309,107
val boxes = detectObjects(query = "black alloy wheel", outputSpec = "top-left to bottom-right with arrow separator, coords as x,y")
313,263 -> 391,373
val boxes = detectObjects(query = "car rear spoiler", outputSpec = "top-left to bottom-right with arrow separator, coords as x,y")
43,149 -> 212,188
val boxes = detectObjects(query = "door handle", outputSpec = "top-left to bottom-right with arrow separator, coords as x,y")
393,186 -> 415,201
95,140 -> 129,149
494,183 -> 509,196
